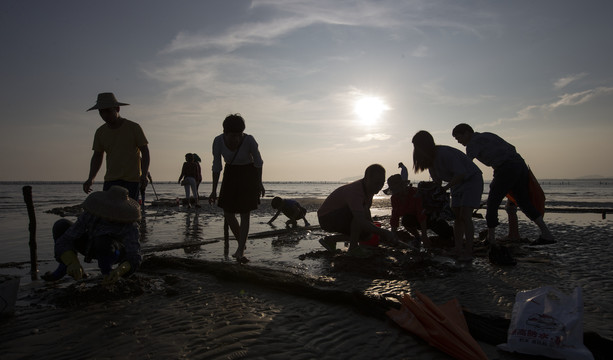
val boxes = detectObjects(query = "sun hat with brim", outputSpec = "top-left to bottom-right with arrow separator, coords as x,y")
82,186 -> 141,223
87,92 -> 129,111
383,174 -> 409,195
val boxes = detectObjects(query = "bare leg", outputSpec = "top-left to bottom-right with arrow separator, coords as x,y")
504,201 -> 520,241
534,216 -> 554,240
224,211 -> 241,253
235,212 -> 251,260
348,216 -> 362,250
452,207 -> 464,257
459,206 -> 475,260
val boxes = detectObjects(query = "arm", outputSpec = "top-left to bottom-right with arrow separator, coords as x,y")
83,151 -> 104,193
178,162 -> 186,184
256,164 -> 265,198
442,174 -> 465,191
139,145 -> 150,190
209,171 -> 220,204
267,209 -> 282,224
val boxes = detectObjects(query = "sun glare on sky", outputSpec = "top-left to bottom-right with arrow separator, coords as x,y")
353,96 -> 389,125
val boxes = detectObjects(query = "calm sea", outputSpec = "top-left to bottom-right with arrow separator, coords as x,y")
1,179 -> 612,265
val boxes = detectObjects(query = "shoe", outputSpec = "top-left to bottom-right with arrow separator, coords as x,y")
41,271 -> 64,282
319,238 -> 336,253
530,237 -> 556,245
237,256 -> 249,264
346,246 -> 371,258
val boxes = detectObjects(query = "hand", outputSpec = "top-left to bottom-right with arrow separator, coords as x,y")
259,183 -> 266,198
382,230 -> 397,243
208,192 -> 217,205
61,251 -> 84,280
102,261 -> 131,285
83,179 -> 93,194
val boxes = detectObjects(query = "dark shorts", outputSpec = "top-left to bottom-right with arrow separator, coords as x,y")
318,206 -> 370,241
318,206 -> 353,235
218,164 -> 260,213
104,180 -> 139,200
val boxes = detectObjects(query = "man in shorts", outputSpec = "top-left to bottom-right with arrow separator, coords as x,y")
452,123 -> 554,245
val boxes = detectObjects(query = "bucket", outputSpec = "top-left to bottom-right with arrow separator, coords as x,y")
360,221 -> 381,246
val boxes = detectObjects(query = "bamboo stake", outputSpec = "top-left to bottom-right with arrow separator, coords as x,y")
22,186 -> 38,280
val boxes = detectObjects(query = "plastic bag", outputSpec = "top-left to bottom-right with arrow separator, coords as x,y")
498,286 -> 594,360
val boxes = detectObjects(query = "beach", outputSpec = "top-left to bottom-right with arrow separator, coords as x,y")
1,182 -> 613,359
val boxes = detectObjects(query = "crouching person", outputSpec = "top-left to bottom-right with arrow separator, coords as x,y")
43,186 -> 142,285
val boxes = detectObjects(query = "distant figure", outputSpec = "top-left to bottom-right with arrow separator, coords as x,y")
209,114 -> 265,263
42,186 -> 142,285
385,174 -> 454,248
178,153 -> 200,208
267,197 -> 310,227
317,164 -> 396,258
83,92 -> 150,200
412,131 -> 483,261
452,123 -> 554,245
193,153 -> 203,192
398,162 -> 409,182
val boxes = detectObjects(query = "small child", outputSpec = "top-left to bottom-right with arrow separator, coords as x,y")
267,196 -> 310,227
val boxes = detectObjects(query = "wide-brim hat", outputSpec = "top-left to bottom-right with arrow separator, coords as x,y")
82,186 -> 141,223
87,92 -> 129,111
383,174 -> 410,195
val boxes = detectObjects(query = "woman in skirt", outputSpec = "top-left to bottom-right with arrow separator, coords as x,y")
209,114 -> 264,263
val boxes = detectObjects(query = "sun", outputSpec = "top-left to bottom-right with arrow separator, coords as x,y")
354,96 -> 389,125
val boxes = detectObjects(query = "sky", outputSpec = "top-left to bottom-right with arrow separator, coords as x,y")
1,0 -> 612,182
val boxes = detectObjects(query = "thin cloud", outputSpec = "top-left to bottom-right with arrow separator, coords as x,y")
411,44 -> 429,58
549,86 -> 613,108
553,72 -> 587,90
497,86 -> 613,124
355,133 -> 392,142
164,0 -> 498,53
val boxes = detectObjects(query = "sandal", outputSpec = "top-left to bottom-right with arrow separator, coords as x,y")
319,238 -> 337,253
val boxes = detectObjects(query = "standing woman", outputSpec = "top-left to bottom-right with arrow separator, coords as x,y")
209,114 -> 265,263
178,153 -> 200,208
412,130 -> 483,261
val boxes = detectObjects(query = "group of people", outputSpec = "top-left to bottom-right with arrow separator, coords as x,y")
316,127 -> 555,262
47,93 -> 266,280
178,152 -> 203,208
45,92 -> 554,284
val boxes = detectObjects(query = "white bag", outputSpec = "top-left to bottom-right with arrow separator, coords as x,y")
498,286 -> 593,360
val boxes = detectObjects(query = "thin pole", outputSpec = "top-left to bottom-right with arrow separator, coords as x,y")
22,186 -> 38,280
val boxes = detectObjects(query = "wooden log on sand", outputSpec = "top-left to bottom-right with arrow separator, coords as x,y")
141,225 -> 320,253
140,255 -> 613,358
22,186 -> 38,280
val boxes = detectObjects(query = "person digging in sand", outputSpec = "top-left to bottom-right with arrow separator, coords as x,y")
412,131 -> 483,262
267,196 -> 310,227
317,164 -> 396,258
208,114 -> 265,264
452,123 -> 554,246
385,174 -> 454,248
42,186 -> 142,285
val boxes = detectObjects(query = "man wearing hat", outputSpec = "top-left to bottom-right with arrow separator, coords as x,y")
43,186 -> 142,284
83,92 -> 150,200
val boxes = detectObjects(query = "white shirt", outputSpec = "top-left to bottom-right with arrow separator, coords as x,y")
211,133 -> 263,172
